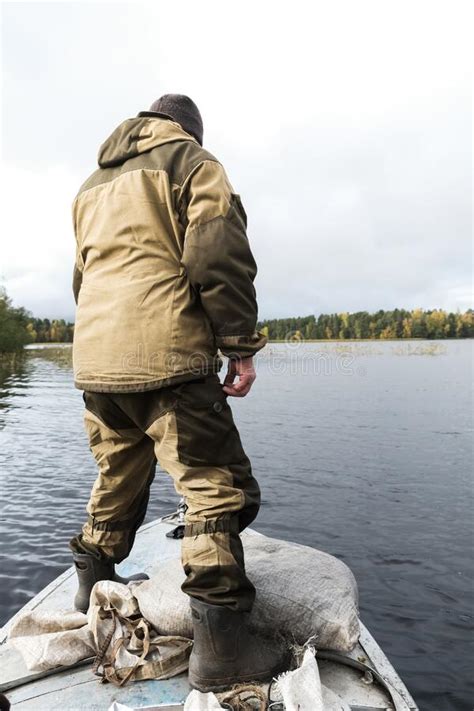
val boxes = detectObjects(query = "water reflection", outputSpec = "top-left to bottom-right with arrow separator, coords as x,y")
0,347 -> 74,418
0,358 -> 33,417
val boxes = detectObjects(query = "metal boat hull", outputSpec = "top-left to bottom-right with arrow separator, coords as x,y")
0,518 -> 418,710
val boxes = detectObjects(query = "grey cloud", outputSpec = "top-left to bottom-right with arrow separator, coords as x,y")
1,2 -> 471,320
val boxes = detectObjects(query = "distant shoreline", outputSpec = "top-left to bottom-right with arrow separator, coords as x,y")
22,336 -> 474,348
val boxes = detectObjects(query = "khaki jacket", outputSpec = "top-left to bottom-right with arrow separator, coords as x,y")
72,115 -> 266,392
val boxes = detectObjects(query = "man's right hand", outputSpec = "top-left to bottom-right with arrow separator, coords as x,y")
222,357 -> 256,397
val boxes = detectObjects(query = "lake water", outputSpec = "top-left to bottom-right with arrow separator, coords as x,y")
0,341 -> 472,710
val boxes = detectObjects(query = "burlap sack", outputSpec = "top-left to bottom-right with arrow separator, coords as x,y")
135,531 -> 360,652
9,580 -> 192,681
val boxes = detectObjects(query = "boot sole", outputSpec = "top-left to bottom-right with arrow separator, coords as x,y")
189,660 -> 288,693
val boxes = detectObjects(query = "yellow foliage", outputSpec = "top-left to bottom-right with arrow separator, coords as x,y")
402,318 -> 412,338
380,326 -> 397,339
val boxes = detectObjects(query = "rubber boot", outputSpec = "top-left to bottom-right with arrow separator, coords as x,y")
72,551 -> 149,613
188,598 -> 290,692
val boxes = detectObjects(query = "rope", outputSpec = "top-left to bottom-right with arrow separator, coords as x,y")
218,684 -> 267,711
92,612 -> 117,678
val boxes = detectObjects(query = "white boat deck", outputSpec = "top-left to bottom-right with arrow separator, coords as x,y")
0,518 -> 418,710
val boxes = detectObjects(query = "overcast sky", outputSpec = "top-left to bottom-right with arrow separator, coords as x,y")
1,0 -> 472,321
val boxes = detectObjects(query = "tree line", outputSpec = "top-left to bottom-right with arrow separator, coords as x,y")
1,288 -> 473,354
0,290 -> 74,354
258,308 -> 474,341
26,317 -> 75,344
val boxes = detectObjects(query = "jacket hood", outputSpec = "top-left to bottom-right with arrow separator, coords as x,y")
98,115 -> 197,168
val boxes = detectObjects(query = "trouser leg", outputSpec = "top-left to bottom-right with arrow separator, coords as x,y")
70,397 -> 156,563
147,376 -> 260,612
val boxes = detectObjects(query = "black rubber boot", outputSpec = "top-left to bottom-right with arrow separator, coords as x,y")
188,598 -> 290,692
72,551 -> 149,613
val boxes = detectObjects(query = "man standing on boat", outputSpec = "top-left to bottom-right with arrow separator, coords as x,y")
70,94 -> 286,691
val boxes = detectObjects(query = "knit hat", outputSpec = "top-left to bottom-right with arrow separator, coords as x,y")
148,94 -> 203,145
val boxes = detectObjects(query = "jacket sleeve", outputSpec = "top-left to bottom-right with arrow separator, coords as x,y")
72,263 -> 83,304
72,201 -> 84,305
181,159 -> 267,358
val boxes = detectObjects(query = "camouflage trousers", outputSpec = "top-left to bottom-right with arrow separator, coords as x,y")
70,376 -> 260,612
